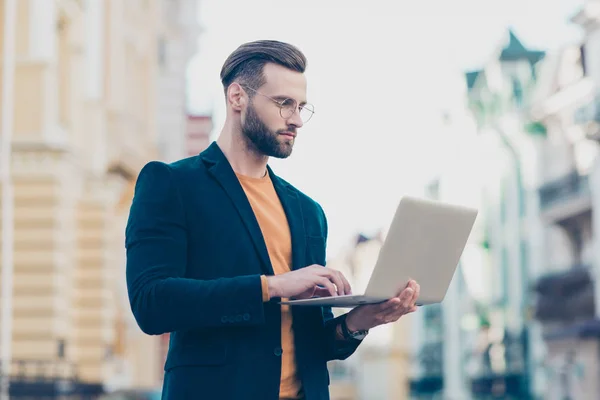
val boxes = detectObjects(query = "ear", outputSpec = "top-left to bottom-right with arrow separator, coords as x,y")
227,82 -> 246,112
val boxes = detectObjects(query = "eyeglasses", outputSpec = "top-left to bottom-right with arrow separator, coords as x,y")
241,85 -> 315,124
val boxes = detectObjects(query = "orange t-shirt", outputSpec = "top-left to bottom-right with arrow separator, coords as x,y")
236,172 -> 302,399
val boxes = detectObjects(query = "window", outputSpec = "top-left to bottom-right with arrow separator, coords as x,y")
580,44 -> 587,76
512,78 -> 523,107
501,247 -> 509,305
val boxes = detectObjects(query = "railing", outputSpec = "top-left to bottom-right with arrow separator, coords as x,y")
470,372 -> 526,399
409,374 -> 443,397
533,266 -> 595,322
538,171 -> 590,211
574,93 -> 600,126
0,359 -> 104,399
574,93 -> 600,140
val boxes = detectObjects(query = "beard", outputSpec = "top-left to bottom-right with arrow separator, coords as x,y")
241,102 -> 295,159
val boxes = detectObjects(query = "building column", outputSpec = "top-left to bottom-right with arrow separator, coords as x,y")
83,0 -> 108,174
28,0 -> 57,61
588,156 -> 600,318
27,0 -> 60,143
443,273 -> 469,400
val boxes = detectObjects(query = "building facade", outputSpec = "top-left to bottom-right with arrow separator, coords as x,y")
326,233 -> 413,400
462,29 -> 549,400
185,114 -> 213,157
526,2 -> 600,398
410,29 -> 550,400
155,0 -> 201,163
0,0 -> 198,395
409,113 -> 493,400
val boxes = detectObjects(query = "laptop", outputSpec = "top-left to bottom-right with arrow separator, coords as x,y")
280,195 -> 478,308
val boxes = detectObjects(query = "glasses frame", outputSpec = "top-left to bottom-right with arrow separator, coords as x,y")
240,85 -> 315,123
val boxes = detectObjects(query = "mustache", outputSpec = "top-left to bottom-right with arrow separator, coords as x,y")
277,127 -> 297,134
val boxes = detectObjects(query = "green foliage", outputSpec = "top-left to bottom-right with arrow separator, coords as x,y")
524,121 -> 547,136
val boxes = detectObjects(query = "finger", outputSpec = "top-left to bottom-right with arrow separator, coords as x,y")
411,283 -> 420,304
376,308 -> 403,324
403,288 -> 415,308
324,270 -> 346,296
380,302 -> 413,322
376,297 -> 402,312
379,289 -> 413,318
314,268 -> 344,295
313,287 -> 333,298
316,277 -> 338,297
333,272 -> 348,296
400,287 -> 414,304
338,271 -> 352,295
326,273 -> 344,296
396,279 -> 414,297
309,267 -> 340,295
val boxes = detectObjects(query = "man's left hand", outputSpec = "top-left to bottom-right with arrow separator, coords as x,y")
344,280 -> 420,332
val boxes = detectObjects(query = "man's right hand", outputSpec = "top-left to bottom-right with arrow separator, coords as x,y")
266,265 -> 352,300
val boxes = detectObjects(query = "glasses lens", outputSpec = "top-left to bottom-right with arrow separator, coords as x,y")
278,99 -> 295,118
300,103 -> 314,123
279,99 -> 315,123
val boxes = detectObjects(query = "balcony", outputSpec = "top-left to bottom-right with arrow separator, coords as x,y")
574,93 -> 600,141
409,375 -> 443,397
533,266 -> 595,323
409,339 -> 444,396
470,373 -> 526,398
533,266 -> 600,342
5,358 -> 105,398
538,171 -> 591,226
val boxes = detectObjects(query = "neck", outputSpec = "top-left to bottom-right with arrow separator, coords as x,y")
216,118 -> 269,179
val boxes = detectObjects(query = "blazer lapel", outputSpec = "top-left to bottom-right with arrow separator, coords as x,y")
201,143 -> 274,276
269,166 -> 307,271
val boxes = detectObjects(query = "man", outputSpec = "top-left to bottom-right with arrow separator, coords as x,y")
125,40 -> 420,400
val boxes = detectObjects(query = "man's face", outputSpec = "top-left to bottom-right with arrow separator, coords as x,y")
241,63 -> 307,159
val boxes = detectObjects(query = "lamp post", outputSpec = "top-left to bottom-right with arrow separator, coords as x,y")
0,0 -> 17,399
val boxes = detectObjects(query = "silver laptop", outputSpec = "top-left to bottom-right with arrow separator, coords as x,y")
280,195 -> 478,308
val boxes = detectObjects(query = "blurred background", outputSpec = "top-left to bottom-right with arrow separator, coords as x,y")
0,0 -> 596,399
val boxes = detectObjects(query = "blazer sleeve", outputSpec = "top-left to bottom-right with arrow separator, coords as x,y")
316,203 -> 362,361
125,161 -> 266,335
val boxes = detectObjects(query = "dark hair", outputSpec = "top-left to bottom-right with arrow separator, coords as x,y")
220,40 -> 307,95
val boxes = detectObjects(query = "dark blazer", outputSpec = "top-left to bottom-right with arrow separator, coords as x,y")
125,142 -> 361,400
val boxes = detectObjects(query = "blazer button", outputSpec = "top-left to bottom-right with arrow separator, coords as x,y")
243,313 -> 250,321
273,347 -> 283,356
221,316 -> 228,323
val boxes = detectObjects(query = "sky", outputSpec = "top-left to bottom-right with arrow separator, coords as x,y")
187,0 -> 585,258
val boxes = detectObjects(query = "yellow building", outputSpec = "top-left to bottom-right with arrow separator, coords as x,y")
0,0 -> 198,394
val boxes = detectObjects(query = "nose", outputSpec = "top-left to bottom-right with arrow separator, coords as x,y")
287,108 -> 304,128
